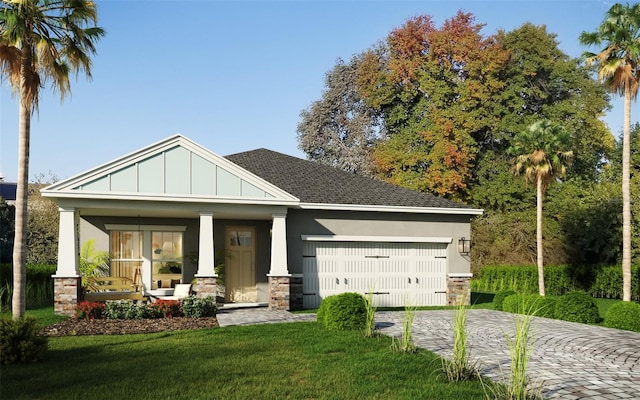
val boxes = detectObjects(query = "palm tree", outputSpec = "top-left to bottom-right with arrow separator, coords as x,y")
580,3 -> 640,302
509,119 -> 573,296
0,0 -> 104,318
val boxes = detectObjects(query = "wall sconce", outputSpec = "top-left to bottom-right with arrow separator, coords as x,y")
458,237 -> 471,256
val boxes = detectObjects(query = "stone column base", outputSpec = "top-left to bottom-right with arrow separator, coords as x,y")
194,276 -> 218,299
268,276 -> 292,310
54,276 -> 81,316
447,273 -> 472,306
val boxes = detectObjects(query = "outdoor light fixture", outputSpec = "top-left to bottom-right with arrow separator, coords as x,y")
458,237 -> 471,256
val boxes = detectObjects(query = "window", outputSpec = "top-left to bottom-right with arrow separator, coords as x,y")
151,231 -> 183,288
110,231 -> 142,281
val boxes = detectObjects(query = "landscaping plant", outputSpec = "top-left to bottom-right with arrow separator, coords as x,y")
74,301 -> 105,320
554,291 -> 600,324
442,302 -> 479,381
392,301 -> 417,353
493,289 -> 517,311
604,301 -> 640,332
321,292 -> 367,331
181,296 -> 217,318
0,317 -> 48,365
363,288 -> 377,337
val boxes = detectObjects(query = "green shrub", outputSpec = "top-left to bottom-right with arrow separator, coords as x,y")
316,295 -> 337,326
528,295 -> 557,319
181,296 -> 217,318
493,289 -> 517,311
74,301 -> 105,319
104,300 -> 149,319
502,293 -> 525,314
554,291 -> 600,324
604,302 -> 640,332
0,317 -> 48,365
0,263 -> 56,308
323,292 -> 367,331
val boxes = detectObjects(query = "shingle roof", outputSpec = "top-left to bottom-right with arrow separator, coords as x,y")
225,148 -> 477,210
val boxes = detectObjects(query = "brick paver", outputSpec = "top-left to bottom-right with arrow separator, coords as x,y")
216,307 -> 640,399
376,309 -> 640,399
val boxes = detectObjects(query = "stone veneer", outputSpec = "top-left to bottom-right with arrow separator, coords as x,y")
194,276 -> 217,298
54,276 -> 81,316
269,276 -> 303,311
447,273 -> 472,306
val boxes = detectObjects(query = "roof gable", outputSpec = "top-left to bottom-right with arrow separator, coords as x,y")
43,135 -> 298,203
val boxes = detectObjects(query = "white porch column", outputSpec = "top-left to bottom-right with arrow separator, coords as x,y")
195,212 -> 216,277
268,212 -> 289,276
54,207 -> 78,277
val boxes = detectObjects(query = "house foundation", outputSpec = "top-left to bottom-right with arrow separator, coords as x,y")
447,273 -> 472,306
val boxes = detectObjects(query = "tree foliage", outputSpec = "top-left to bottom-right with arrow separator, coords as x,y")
297,55 -> 383,176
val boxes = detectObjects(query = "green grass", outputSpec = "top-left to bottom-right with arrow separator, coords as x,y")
593,297 -> 621,321
1,321 -> 489,400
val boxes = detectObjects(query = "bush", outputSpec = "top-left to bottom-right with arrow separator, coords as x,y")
554,291 -> 600,324
0,263 -> 56,308
74,301 -> 105,320
149,300 -> 183,318
316,295 -> 337,326
322,292 -> 367,331
528,295 -> 557,319
181,296 -> 217,318
104,300 -> 150,319
604,302 -> 640,332
0,317 -> 48,365
502,293 -> 525,314
493,289 -> 516,311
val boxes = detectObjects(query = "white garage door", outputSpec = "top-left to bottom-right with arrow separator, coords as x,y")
302,239 -> 448,309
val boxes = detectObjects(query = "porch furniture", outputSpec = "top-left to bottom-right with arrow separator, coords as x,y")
83,276 -> 145,301
151,283 -> 191,301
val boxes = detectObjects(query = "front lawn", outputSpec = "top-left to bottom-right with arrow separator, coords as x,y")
2,318 -> 489,399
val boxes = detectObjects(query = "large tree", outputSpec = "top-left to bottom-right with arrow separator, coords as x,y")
509,120 -> 573,296
297,55 -> 383,176
0,0 -> 104,318
580,2 -> 640,302
358,11 -> 509,199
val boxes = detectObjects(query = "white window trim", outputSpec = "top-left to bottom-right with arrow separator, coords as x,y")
105,224 -> 186,232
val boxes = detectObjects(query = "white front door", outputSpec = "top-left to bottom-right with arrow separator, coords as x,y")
225,227 -> 257,302
302,241 -> 448,308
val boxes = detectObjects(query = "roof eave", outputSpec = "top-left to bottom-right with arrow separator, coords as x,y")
298,202 -> 484,215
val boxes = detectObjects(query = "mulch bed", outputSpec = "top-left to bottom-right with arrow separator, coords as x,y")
41,317 -> 219,337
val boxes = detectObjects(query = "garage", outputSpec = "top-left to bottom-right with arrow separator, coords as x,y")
301,236 -> 451,308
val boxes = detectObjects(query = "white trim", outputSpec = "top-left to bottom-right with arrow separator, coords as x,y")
105,224 -> 186,232
267,273 -> 292,277
448,273 -> 473,278
301,235 -> 452,243
298,202 -> 483,215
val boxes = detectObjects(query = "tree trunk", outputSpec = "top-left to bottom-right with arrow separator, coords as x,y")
537,175 -> 545,296
622,90 -> 632,302
11,56 -> 31,319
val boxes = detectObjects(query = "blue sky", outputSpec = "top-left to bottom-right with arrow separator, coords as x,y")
0,0 -> 629,182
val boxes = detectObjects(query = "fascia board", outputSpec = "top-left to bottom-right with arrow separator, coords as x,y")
301,235 -> 453,243
297,202 -> 484,215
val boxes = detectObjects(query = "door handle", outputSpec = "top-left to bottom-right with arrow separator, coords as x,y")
336,278 -> 339,285
416,277 -> 419,284
408,277 -> 411,284
344,278 -> 348,285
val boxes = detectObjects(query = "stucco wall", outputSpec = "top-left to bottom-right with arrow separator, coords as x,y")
286,209 -> 472,276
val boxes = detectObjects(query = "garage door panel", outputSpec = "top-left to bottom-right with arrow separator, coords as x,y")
304,241 -> 450,308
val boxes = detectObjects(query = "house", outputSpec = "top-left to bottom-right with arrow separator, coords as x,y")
42,135 -> 482,316
0,179 -> 17,205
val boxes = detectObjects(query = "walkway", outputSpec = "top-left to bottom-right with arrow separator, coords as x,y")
216,307 -> 640,399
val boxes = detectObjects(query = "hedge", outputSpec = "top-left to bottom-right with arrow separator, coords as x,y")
604,302 -> 640,332
0,264 -> 57,309
472,264 -> 640,300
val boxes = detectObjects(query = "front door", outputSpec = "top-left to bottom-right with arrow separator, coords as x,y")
225,227 -> 257,302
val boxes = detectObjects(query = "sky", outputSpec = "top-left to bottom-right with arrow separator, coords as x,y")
0,0 -> 630,183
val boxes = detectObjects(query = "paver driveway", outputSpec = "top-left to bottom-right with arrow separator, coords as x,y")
217,307 -> 640,399
376,309 -> 640,399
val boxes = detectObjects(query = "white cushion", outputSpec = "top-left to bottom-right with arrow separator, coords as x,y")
173,284 -> 191,298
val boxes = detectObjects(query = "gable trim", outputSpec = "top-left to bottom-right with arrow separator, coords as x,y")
301,235 -> 453,243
